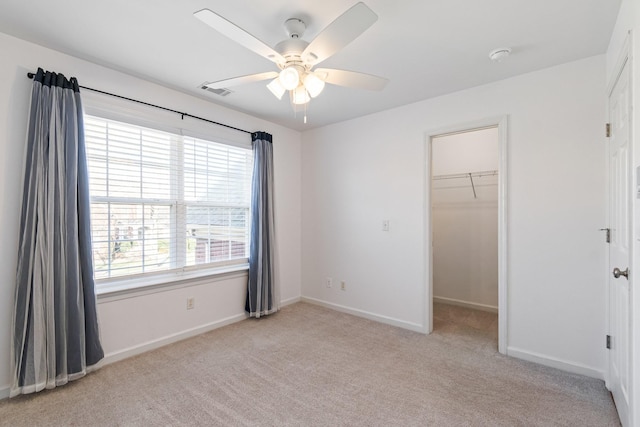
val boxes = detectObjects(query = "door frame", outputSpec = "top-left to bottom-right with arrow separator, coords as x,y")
605,31 -> 634,426
424,115 -> 508,354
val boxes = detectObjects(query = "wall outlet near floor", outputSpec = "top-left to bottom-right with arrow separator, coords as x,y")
326,277 -> 333,288
340,281 -> 346,291
186,297 -> 195,310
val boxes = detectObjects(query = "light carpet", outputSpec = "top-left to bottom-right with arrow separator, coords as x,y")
0,302 -> 619,426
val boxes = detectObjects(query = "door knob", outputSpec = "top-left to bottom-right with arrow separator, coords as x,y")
613,267 -> 629,279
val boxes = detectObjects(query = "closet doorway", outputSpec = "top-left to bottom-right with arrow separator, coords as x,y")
426,118 -> 507,354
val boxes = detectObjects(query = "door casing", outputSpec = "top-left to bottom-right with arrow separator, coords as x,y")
424,115 -> 508,354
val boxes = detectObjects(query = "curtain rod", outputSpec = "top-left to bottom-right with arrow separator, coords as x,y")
26,72 -> 252,135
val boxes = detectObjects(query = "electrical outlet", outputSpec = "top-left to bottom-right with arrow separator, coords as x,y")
186,297 -> 195,310
326,277 -> 333,288
341,281 -> 346,291
382,220 -> 390,231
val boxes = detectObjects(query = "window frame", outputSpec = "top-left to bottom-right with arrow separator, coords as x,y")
82,91 -> 253,296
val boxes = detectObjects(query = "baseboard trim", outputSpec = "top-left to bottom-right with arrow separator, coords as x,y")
434,296 -> 498,313
301,297 -> 424,333
102,312 -> 248,366
507,346 -> 604,380
0,297 -> 301,401
103,295 -> 301,366
280,296 -> 301,307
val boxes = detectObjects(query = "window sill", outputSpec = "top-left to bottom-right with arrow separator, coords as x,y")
96,263 -> 249,303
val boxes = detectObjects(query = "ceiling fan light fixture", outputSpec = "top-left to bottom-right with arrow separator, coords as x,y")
291,85 -> 310,105
194,3 -> 385,122
303,72 -> 325,98
267,78 -> 286,99
279,66 -> 300,90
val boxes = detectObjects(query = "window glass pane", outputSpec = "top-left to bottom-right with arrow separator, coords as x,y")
90,202 -> 110,279
185,206 -> 249,265
142,165 -> 172,199
90,202 -> 174,278
142,204 -> 173,273
108,156 -> 142,198
85,115 -> 252,281
85,119 -> 108,197
183,137 -> 252,204
229,207 -> 249,258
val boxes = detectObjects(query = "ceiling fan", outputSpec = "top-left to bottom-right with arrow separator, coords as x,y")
194,2 -> 388,113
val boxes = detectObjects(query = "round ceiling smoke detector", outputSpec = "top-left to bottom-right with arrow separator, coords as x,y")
489,48 -> 511,62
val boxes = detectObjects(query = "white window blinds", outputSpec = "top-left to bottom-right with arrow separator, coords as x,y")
84,115 -> 252,280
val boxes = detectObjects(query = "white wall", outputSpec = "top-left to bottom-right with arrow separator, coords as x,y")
606,0 -> 640,423
302,55 -> 607,377
0,32 -> 302,398
432,202 -> 498,310
432,128 -> 499,176
432,128 -> 499,311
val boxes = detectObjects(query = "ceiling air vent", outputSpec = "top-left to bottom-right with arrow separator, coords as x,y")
200,82 -> 233,97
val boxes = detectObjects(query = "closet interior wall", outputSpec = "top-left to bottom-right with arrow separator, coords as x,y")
432,127 -> 499,312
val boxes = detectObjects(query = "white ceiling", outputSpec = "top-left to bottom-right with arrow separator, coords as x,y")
0,0 -> 621,131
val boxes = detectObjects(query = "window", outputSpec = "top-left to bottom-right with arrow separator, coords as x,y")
85,115 -> 252,280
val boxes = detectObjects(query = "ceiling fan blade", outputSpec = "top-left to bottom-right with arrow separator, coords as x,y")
315,68 -> 388,91
194,9 -> 285,65
205,72 -> 279,89
302,2 -> 378,66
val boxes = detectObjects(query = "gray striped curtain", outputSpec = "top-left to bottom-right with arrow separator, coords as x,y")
10,68 -> 104,397
245,132 -> 279,318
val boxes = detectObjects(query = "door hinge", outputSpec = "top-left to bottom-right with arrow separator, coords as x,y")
600,228 -> 611,243
606,335 -> 611,349
606,123 -> 611,138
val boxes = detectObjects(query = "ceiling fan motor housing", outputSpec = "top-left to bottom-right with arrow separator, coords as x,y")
274,38 -> 310,69
284,18 -> 306,39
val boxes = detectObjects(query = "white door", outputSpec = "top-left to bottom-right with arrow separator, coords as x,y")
608,56 -> 631,426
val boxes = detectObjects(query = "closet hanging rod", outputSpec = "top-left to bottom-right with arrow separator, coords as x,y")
26,71 -> 252,135
432,169 -> 498,181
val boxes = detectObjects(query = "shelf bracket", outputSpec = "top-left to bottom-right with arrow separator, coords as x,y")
469,173 -> 477,198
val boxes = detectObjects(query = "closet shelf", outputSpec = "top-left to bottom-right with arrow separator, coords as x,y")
432,170 -> 498,181
432,169 -> 498,199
